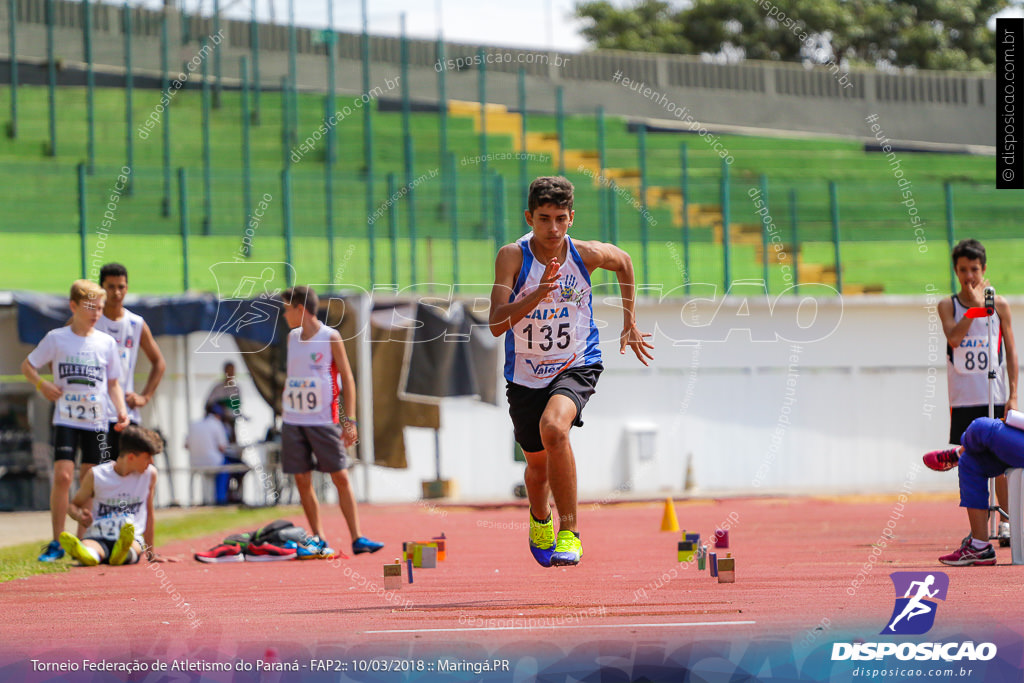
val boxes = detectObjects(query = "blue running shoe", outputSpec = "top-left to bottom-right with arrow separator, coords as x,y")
550,530 -> 583,567
38,540 -> 65,562
296,535 -> 337,560
352,536 -> 384,555
529,513 -> 555,568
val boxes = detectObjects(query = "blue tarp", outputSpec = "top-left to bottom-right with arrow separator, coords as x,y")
14,291 -> 285,346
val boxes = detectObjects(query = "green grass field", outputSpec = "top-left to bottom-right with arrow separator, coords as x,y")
0,84 -> 1018,295
0,505 -> 301,583
4,231 -> 1022,296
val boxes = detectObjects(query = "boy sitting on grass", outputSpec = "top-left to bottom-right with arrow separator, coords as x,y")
60,425 -> 173,565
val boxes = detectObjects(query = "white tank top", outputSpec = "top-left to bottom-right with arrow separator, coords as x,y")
504,233 -> 602,388
947,295 -> 1007,407
99,310 -> 144,423
283,322 -> 341,425
86,461 -> 153,543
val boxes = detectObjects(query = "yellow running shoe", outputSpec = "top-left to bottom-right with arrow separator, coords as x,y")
109,523 -> 136,566
550,530 -> 583,566
528,512 -> 555,567
58,532 -> 99,567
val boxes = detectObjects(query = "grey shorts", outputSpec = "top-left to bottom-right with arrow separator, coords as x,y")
281,422 -> 350,474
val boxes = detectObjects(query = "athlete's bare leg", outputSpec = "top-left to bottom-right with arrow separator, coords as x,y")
539,394 -> 579,534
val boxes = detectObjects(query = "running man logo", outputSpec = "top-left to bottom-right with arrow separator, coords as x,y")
195,263 -> 292,354
881,571 -> 949,635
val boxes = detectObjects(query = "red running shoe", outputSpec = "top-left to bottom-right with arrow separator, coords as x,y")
244,542 -> 297,562
194,543 -> 245,563
923,447 -> 960,472
939,536 -> 996,566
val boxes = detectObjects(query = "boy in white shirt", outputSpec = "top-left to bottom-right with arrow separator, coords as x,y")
21,280 -> 130,562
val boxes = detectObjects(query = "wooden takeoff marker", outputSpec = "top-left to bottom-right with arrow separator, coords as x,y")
416,545 -> 438,569
717,556 -> 736,583
383,560 -> 402,590
677,540 -> 695,563
432,533 -> 447,561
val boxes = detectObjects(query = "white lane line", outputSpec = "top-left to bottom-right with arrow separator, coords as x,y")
363,620 -> 756,634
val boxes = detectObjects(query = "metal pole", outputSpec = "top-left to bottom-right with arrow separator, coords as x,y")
325,1 -> 336,281
288,0 -> 297,144
597,106 -> 606,250
518,68 -> 528,207
362,0 -> 374,285
447,151 -> 458,290
760,174 -> 770,293
326,0 -> 336,166
681,143 -> 690,294
325,95 -> 335,282
201,40 -> 213,235
7,0 -> 16,138
721,160 -> 731,292
250,0 -> 260,124
282,167 -> 294,285
494,172 -> 506,249
241,56 -> 252,257
437,35 -> 449,220
609,180 -> 619,244
178,168 -> 190,292
945,181 -> 957,294
407,142 -> 417,283
213,0 -> 222,109
78,163 -> 87,278
280,76 -> 290,168
437,35 -> 448,171
83,0 -> 95,172
789,188 -> 799,294
556,86 -> 565,175
122,2 -> 133,194
479,48 -> 488,239
160,10 -> 171,216
829,180 -> 843,294
387,172 -> 399,285
638,125 -> 649,285
45,0 -> 56,156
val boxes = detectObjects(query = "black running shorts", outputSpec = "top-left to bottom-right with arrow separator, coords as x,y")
506,363 -> 603,454
950,404 -> 1006,445
53,425 -> 111,465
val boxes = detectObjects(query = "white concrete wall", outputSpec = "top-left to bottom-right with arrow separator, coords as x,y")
4,292 -> 1022,506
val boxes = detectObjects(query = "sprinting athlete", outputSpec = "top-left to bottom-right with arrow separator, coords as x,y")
488,176 -> 654,567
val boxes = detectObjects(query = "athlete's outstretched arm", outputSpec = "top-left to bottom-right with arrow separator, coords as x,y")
577,241 -> 654,366
488,244 -> 559,337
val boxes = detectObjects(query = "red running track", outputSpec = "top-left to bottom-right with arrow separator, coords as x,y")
2,495 -> 1023,678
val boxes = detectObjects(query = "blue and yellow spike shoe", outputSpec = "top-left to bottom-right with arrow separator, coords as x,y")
549,530 -> 583,567
59,532 -> 99,567
528,512 -> 555,567
109,523 -> 136,566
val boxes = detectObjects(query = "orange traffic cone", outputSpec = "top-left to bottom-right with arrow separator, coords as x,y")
661,497 -> 680,532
